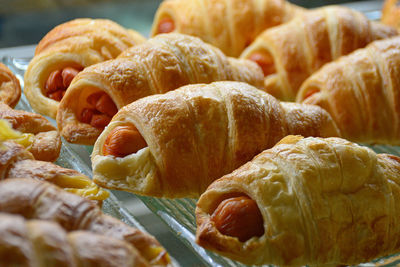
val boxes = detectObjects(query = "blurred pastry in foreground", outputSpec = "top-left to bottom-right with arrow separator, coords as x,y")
241,5 -> 398,101
24,18 -> 146,119
0,62 -> 21,108
0,103 -> 61,161
196,135 -> 400,266
0,140 -> 109,203
297,36 -> 400,145
382,0 -> 400,30
0,178 -> 170,266
57,33 -> 264,145
151,0 -> 304,57
0,213 -> 149,267
91,81 -> 340,198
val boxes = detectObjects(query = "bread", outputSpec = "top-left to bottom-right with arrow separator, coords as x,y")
0,140 -> 109,203
0,63 -> 21,108
91,81 -> 340,198
241,5 -> 398,101
24,18 -> 146,119
196,135 -> 400,266
382,0 -> 400,30
0,212 -> 149,266
151,0 -> 304,57
297,36 -> 400,145
57,33 -> 264,145
0,103 -> 61,161
0,178 -> 171,266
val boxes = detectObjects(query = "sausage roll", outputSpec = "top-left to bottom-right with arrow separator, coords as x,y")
241,5 -> 398,101
0,140 -> 109,203
196,135 -> 400,266
0,103 -> 61,161
297,36 -> 400,145
91,81 -> 340,198
151,0 -> 304,57
57,33 -> 264,145
0,178 -> 171,266
24,18 -> 146,119
0,63 -> 21,108
0,213 -> 149,267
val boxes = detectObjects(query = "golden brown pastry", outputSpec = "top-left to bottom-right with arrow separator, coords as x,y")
91,81 -> 340,198
382,0 -> 400,30
196,135 -> 400,266
151,0 -> 304,57
0,140 -> 109,203
0,178 -> 170,266
297,36 -> 400,145
57,33 -> 264,145
0,103 -> 61,161
24,18 -> 146,119
241,5 -> 398,101
0,63 -> 21,108
0,213 -> 149,267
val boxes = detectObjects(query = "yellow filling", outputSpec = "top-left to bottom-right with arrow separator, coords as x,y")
0,119 -> 34,149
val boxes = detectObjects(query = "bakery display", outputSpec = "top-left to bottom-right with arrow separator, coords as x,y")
24,18 -> 146,119
92,81 -> 340,198
0,178 -> 171,266
57,33 -> 264,145
241,5 -> 398,101
0,63 -> 21,108
151,0 -> 304,57
0,140 -> 109,203
297,36 -> 400,145
196,135 -> 400,266
0,212 -> 149,266
382,0 -> 400,30
0,103 -> 61,161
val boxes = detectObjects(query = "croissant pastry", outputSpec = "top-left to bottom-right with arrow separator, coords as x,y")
0,63 -> 21,108
0,213 -> 149,266
0,178 -> 170,266
196,135 -> 400,266
151,0 -> 304,57
91,81 -> 340,198
0,103 -> 61,161
24,18 -> 146,119
382,0 -> 400,30
297,36 -> 400,145
57,33 -> 264,145
0,140 -> 109,203
240,5 -> 398,101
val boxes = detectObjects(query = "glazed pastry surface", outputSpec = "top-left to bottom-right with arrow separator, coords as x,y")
24,18 -> 146,119
92,81 -> 340,198
57,33 -> 264,145
382,0 -> 400,30
0,63 -> 21,108
151,0 -> 304,57
0,213 -> 149,267
241,5 -> 398,101
196,135 -> 400,266
297,36 -> 400,145
0,178 -> 170,266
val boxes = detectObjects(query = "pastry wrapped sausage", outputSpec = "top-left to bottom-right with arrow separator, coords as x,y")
196,135 -> 400,266
0,178 -> 170,266
24,18 -> 146,119
0,213 -> 149,267
151,0 -> 304,57
0,103 -> 61,161
297,36 -> 400,145
241,5 -> 398,101
57,33 -> 264,145
0,140 -> 109,203
92,81 -> 340,198
0,63 -> 21,108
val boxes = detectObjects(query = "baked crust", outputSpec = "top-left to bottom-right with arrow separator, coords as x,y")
92,81 -> 340,198
241,5 -> 398,101
0,63 -> 21,108
196,135 -> 400,266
